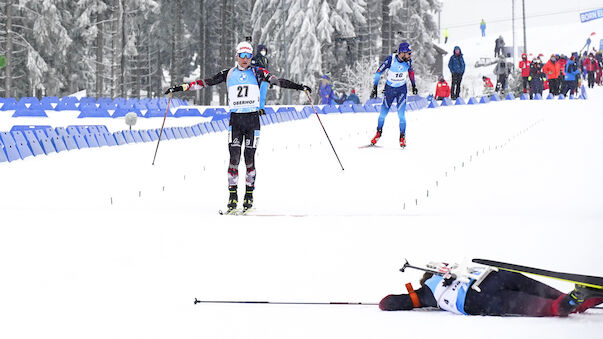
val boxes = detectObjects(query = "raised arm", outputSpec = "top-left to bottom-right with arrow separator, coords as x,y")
164,69 -> 229,94
256,66 -> 311,93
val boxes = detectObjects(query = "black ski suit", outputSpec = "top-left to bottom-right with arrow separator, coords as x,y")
379,270 -> 603,317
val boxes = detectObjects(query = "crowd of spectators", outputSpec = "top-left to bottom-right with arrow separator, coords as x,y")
318,40 -> 602,105
430,44 -> 602,102
526,49 -> 601,99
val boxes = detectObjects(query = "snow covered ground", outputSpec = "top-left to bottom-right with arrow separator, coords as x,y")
1,85 -> 603,338
2,12 -> 603,338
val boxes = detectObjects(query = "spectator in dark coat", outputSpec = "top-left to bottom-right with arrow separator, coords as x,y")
447,46 -> 465,100
493,55 -> 510,93
335,92 -> 348,105
596,51 -> 603,85
251,44 -> 269,70
528,59 -> 546,99
494,36 -> 505,57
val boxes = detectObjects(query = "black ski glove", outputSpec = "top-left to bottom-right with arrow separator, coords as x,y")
370,85 -> 378,99
412,84 -> 418,95
301,85 -> 312,93
164,85 -> 184,94
442,276 -> 455,287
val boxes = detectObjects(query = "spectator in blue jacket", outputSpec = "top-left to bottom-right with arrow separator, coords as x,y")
448,46 -> 465,100
347,89 -> 361,104
562,55 -> 581,97
480,19 -> 486,37
319,74 -> 337,105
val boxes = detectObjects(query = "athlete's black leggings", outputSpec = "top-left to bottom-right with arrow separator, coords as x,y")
464,270 -> 563,316
228,112 -> 260,188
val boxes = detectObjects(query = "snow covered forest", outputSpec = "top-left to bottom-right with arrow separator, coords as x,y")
0,0 -> 440,104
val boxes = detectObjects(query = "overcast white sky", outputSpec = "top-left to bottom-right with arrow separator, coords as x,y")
440,0 -> 603,39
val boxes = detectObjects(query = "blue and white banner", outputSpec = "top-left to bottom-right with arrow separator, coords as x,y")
580,8 -> 603,23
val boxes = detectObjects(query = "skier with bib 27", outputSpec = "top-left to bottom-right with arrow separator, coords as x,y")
164,41 -> 311,213
369,42 -> 417,148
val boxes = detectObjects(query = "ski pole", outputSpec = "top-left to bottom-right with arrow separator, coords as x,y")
192,298 -> 603,310
194,298 -> 376,306
151,92 -> 173,165
304,90 -> 344,171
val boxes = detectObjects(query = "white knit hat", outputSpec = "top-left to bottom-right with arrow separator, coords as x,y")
236,41 -> 253,55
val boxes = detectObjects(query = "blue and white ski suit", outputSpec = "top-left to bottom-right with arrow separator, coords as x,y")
374,54 -> 416,134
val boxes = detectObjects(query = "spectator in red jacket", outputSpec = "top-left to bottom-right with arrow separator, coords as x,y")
482,76 -> 494,95
584,53 -> 600,88
518,53 -> 531,93
557,54 -> 567,78
434,75 -> 450,100
482,76 -> 494,88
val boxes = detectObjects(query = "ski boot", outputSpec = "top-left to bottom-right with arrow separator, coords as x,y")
571,285 -> 603,301
555,285 -> 603,316
226,185 -> 238,214
370,129 -> 382,145
400,133 -> 406,148
242,186 -> 254,211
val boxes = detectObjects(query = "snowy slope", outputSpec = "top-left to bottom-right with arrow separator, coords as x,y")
1,85 -> 603,339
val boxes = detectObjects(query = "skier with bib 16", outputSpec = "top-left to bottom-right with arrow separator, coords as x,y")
369,42 -> 417,148
164,41 -> 311,214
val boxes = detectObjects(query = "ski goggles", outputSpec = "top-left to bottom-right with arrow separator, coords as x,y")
238,52 -> 252,59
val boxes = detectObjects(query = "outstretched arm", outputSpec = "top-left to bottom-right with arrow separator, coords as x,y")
277,78 -> 311,92
379,286 -> 437,311
164,69 -> 229,94
256,67 -> 311,93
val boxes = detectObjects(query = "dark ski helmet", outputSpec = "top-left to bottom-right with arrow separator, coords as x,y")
398,42 -> 412,54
